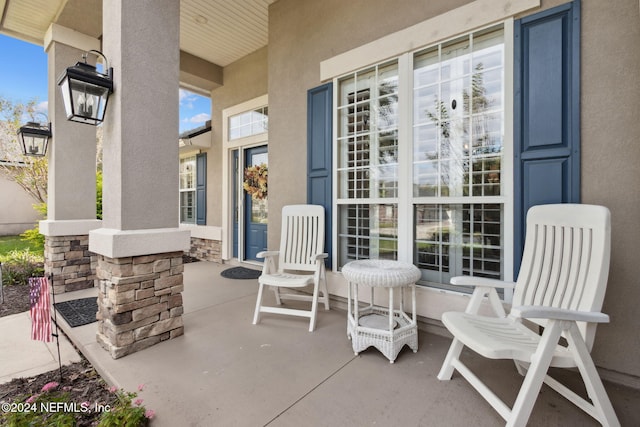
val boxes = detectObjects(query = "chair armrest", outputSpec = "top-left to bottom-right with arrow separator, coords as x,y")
451,276 -> 513,317
512,306 -> 610,323
450,276 -> 516,289
311,253 -> 328,262
257,251 -> 279,259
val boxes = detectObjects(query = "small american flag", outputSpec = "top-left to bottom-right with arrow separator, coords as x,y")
29,276 -> 52,342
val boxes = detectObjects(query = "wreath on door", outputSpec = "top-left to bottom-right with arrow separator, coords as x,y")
243,163 -> 268,200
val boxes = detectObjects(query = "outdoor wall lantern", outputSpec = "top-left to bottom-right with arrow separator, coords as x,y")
57,50 -> 113,126
17,120 -> 52,157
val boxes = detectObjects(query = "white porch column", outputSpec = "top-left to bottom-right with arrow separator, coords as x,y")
92,0 -> 189,359
41,25 -> 102,293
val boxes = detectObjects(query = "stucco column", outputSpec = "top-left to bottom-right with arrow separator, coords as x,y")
91,0 -> 189,358
40,25 -> 102,293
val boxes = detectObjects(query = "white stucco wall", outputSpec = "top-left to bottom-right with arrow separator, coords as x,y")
0,172 -> 41,235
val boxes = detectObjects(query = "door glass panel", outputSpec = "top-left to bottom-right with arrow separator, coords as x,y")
248,152 -> 268,224
243,145 -> 268,261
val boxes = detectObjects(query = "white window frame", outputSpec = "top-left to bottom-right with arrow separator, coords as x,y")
179,155 -> 197,225
330,19 -> 516,302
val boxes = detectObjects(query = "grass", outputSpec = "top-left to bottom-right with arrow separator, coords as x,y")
0,236 -> 44,286
0,235 -> 34,256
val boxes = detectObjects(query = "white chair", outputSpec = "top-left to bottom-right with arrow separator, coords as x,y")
438,204 -> 620,427
252,204 -> 330,331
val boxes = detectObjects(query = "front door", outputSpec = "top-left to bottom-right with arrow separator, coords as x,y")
244,145 -> 268,261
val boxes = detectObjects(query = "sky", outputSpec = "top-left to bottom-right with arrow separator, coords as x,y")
0,34 -> 211,133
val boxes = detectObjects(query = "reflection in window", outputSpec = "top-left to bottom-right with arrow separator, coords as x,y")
338,204 -> 398,265
412,27 -> 505,288
413,27 -> 504,198
335,25 -> 507,292
414,204 -> 502,290
336,62 -> 399,267
337,61 -> 399,199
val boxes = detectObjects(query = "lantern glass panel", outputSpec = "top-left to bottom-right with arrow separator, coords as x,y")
68,78 -> 110,125
22,135 -> 46,156
60,77 -> 73,120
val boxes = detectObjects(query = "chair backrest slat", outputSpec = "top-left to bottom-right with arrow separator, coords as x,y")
513,204 -> 611,350
278,205 -> 325,272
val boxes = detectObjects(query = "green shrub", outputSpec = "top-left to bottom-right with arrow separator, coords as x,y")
99,385 -> 154,427
0,382 -> 76,427
0,249 -> 44,287
97,170 -> 103,220
19,227 -> 44,252
0,382 -> 153,427
18,202 -> 46,252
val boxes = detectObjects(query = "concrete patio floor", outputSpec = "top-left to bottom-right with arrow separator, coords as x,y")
0,311 -> 81,384
53,261 -> 639,427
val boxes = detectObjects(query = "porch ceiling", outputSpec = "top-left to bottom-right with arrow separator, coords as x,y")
0,0 -> 276,67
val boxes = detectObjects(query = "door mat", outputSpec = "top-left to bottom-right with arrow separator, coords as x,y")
54,297 -> 98,328
220,267 -> 261,280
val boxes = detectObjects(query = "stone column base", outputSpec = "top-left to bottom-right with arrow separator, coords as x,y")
44,235 -> 97,294
96,251 -> 185,359
189,237 -> 222,262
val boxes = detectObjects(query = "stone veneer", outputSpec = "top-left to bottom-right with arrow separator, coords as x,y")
44,235 -> 97,294
96,251 -> 184,359
188,237 -> 222,262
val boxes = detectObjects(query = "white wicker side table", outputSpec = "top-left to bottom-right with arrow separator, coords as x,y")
342,260 -> 421,363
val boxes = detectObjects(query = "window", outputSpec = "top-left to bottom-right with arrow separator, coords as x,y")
336,26 -> 508,291
337,61 -> 399,265
180,156 -> 196,224
413,27 -> 505,289
228,106 -> 268,140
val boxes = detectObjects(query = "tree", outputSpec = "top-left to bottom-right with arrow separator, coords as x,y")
0,96 -> 48,204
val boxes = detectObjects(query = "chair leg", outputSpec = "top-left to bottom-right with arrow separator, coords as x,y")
438,337 -> 465,380
565,324 -> 620,427
273,286 -> 282,305
508,320 -> 564,427
309,280 -> 320,332
253,282 -> 265,325
320,268 -> 330,310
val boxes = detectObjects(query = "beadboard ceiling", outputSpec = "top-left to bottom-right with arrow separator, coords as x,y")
0,0 -> 276,67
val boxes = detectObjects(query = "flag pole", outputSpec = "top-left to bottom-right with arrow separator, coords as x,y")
48,273 -> 63,384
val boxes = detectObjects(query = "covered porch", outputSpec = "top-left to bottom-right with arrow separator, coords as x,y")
1,0 -> 639,424
54,261 -> 640,426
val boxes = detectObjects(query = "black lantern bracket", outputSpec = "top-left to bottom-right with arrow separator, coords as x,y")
84,50 -> 113,81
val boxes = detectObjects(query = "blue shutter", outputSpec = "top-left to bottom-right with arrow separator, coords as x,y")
196,153 -> 207,225
514,0 -> 580,276
307,83 -> 333,268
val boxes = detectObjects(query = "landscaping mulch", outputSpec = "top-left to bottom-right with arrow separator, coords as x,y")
0,284 -> 116,426
0,283 -> 30,318
0,359 -> 116,426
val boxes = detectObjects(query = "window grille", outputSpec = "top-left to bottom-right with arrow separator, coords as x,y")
335,26 -> 507,292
